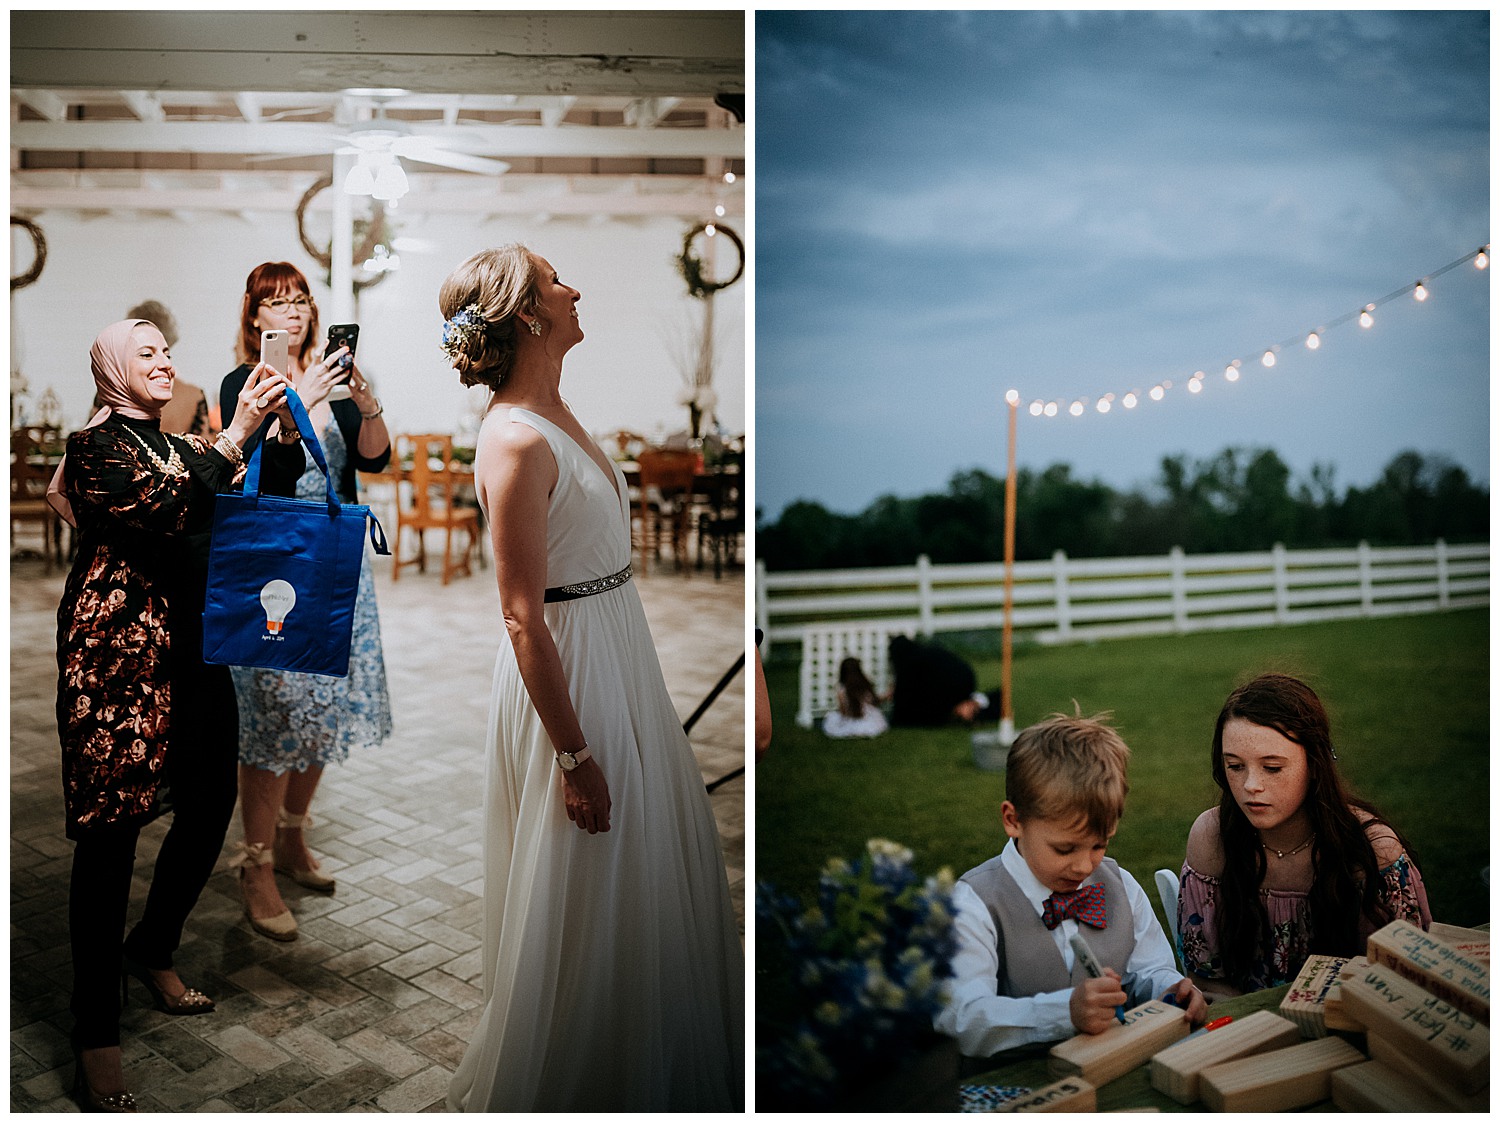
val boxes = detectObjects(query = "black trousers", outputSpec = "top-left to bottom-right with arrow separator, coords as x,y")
69,657 -> 238,1049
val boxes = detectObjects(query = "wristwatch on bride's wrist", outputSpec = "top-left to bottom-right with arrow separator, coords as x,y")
556,745 -> 592,771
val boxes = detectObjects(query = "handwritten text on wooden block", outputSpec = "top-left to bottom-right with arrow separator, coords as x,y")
1278,954 -> 1351,1038
994,1076 -> 1096,1112
1048,1001 -> 1190,1088
1366,919 -> 1490,1023
1337,961 -> 1489,1095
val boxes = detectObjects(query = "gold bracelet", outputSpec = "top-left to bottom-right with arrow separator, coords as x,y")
276,426 -> 302,445
360,400 -> 384,420
213,432 -> 245,465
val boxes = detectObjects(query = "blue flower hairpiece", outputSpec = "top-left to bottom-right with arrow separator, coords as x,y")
440,303 -> 488,366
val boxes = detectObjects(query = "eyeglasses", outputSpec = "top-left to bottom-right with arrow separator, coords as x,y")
261,296 -> 314,312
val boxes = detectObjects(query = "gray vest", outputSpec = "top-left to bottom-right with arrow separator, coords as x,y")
960,854 -> 1138,999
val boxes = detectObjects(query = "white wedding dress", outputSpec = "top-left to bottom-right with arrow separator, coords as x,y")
447,408 -> 743,1112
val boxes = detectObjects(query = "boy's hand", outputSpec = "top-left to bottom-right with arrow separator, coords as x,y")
1069,968 -> 1128,1035
1162,977 -> 1209,1026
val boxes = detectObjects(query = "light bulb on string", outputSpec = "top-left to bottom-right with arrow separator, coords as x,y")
714,204 -> 726,218
1261,350 -> 1276,368
1044,401 -> 1058,418
1069,400 -> 1085,417
1097,398 -> 1111,413
1122,392 -> 1138,409
1476,246 -> 1489,269
1029,401 -> 1044,417
1359,306 -> 1374,328
1306,331 -> 1321,350
1413,282 -> 1429,302
1005,389 -> 1020,406
1188,376 -> 1203,394
723,171 -> 737,184
1225,365 -> 1240,382
1149,385 -> 1165,401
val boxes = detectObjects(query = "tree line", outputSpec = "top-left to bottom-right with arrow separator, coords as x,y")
757,447 -> 1489,571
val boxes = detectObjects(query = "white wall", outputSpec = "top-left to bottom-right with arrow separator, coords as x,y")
10,206 -> 745,447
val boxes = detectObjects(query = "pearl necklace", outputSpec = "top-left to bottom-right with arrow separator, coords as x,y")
1261,834 -> 1314,860
120,424 -> 186,477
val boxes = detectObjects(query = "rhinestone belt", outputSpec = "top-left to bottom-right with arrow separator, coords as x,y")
544,564 -> 633,603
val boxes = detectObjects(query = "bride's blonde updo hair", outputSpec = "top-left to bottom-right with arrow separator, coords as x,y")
438,244 -> 540,390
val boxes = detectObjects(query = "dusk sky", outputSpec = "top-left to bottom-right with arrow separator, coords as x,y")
754,10 -> 1489,522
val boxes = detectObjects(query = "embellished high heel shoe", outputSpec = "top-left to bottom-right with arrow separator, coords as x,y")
71,1036 -> 137,1113
228,842 -> 298,941
274,807 -> 336,892
120,956 -> 215,1016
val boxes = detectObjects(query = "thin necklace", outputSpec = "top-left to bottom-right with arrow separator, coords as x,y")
1261,833 -> 1314,860
120,423 -> 186,477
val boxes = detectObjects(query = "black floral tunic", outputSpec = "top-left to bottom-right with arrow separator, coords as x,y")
55,416 -> 301,837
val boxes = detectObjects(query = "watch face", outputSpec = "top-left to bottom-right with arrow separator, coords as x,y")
559,752 -> 577,771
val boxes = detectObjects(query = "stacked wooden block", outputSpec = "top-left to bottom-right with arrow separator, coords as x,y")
1019,922 -> 1490,1111
1328,921 -> 1489,1112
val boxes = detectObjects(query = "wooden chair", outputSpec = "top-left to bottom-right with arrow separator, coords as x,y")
391,434 -> 481,585
695,454 -> 744,579
635,448 -> 699,573
11,426 -> 64,570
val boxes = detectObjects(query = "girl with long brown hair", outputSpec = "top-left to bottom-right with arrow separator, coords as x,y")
1178,673 -> 1431,995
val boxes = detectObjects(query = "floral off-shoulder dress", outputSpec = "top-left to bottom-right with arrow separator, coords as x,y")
1177,843 -> 1432,991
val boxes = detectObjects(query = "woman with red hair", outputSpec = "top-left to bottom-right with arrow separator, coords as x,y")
218,262 -> 394,941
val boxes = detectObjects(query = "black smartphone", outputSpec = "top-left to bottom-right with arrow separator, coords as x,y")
324,324 -> 359,399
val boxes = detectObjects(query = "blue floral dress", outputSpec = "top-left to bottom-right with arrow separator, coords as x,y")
232,419 -> 393,773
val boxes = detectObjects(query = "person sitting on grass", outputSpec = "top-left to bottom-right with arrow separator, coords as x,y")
936,712 -> 1206,1060
1178,673 -> 1431,998
821,656 -> 889,739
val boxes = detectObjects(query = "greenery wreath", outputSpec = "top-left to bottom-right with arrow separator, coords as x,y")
10,216 -> 47,290
294,175 -> 394,294
677,221 -> 745,298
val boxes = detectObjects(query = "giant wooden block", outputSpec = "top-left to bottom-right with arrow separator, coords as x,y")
993,1076 -> 1096,1112
1428,921 -> 1491,964
1338,961 -> 1489,1095
1321,956 -> 1367,1032
1330,1060 -> 1456,1112
1197,1035 -> 1364,1112
1367,1029 -> 1490,1111
1366,918 -> 1490,1023
1149,1009 -> 1302,1104
1278,954 -> 1352,1038
1048,1001 -> 1189,1088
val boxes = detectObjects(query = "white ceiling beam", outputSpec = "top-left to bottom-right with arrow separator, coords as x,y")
234,93 -> 263,123
14,89 -> 69,121
119,91 -> 165,122
11,11 -> 744,99
625,98 -> 681,129
11,120 -> 743,160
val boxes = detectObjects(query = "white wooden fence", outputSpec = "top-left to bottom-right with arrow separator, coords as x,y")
756,541 -> 1489,728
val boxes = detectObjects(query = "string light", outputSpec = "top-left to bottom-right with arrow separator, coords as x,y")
1005,388 -> 1020,406
1010,244 -> 1486,421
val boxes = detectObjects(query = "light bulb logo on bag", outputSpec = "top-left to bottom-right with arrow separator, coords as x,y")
259,579 -> 297,637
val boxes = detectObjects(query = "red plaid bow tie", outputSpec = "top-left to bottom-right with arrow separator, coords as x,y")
1042,883 -> 1107,930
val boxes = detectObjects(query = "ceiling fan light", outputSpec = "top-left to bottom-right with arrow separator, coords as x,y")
343,163 -> 376,196
371,160 -> 409,201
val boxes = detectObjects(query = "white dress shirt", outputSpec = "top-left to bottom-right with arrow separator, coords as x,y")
934,839 -> 1184,1059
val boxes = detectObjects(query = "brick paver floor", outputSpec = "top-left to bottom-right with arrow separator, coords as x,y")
10,550 -> 745,1112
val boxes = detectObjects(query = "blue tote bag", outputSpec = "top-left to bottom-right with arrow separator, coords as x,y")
203,389 -> 389,678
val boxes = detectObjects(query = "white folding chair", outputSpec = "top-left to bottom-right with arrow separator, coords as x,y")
1155,868 -> 1182,971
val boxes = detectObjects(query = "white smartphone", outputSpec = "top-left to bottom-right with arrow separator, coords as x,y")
260,329 -> 289,376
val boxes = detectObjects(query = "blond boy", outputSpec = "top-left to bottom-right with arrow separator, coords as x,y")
936,714 -> 1206,1058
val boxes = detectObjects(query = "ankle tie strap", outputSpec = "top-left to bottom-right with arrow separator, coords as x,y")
276,808 -> 316,830
227,841 -> 275,870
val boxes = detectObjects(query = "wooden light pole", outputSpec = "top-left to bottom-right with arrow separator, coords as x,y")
1001,390 -> 1019,746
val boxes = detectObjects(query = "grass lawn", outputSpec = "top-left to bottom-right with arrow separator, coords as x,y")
755,607 -> 1489,933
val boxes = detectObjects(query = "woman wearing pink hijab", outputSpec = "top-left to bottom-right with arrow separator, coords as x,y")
52,319 -> 301,1111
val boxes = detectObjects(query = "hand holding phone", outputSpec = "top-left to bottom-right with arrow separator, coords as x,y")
260,329 -> 289,377
323,324 -> 359,400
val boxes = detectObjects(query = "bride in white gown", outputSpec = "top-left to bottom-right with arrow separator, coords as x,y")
438,246 -> 743,1111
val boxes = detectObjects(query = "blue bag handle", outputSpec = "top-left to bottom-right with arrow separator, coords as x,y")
240,387 -> 391,555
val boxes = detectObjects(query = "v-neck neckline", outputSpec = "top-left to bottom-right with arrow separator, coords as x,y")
512,407 -> 624,510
